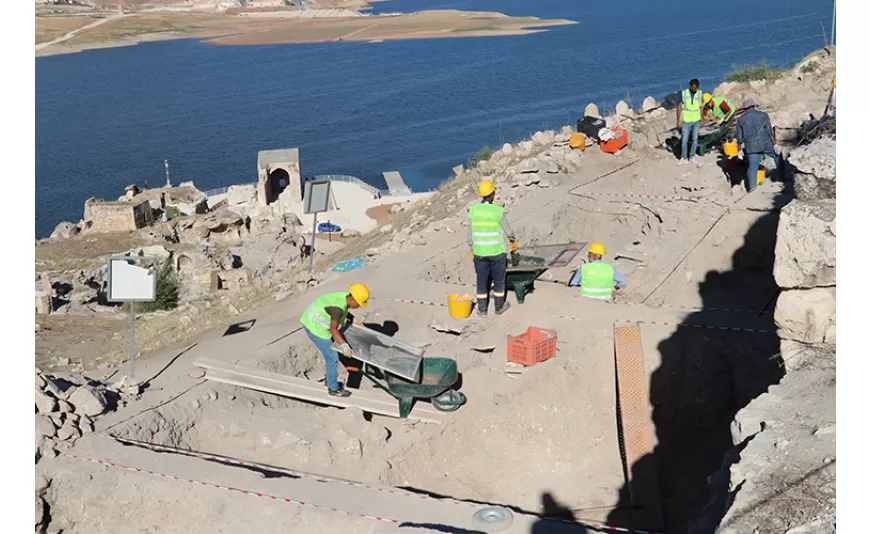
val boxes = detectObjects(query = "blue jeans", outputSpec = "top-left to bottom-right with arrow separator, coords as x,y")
304,327 -> 339,391
681,121 -> 700,160
745,152 -> 783,191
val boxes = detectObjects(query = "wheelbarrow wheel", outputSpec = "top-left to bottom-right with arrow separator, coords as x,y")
431,390 -> 466,412
471,506 -> 514,532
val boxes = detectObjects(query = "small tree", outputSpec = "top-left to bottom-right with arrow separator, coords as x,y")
138,261 -> 181,313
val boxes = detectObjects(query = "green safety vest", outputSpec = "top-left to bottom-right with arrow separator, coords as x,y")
469,203 -> 506,257
681,89 -> 702,123
709,96 -> 735,121
580,262 -> 615,301
300,292 -> 348,340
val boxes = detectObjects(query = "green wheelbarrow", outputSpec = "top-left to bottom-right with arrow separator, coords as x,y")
341,324 -> 466,419
492,242 -> 586,304
696,120 -> 736,156
351,358 -> 467,418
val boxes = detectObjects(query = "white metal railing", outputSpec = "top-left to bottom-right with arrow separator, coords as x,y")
203,181 -> 257,198
312,174 -> 384,196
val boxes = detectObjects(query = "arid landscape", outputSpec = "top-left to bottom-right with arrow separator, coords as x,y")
35,3 -> 576,56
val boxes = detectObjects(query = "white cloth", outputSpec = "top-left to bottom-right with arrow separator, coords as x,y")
598,128 -> 620,141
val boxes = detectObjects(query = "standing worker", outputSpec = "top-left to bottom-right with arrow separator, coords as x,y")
299,284 -> 370,397
568,242 -> 627,301
677,78 -> 703,165
702,93 -> 736,127
468,180 -> 517,317
734,99 -> 782,192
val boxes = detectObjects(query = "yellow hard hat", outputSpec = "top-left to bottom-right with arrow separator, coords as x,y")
703,93 -> 713,105
349,283 -> 369,307
478,180 -> 496,197
588,242 -> 606,256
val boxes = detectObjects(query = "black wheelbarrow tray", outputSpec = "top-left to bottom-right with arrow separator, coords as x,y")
342,324 -> 466,419
499,242 -> 586,304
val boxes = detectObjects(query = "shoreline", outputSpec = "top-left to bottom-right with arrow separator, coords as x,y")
35,10 -> 577,58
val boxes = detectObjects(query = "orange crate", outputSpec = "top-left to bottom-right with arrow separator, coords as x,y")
600,128 -> 628,153
507,327 -> 558,366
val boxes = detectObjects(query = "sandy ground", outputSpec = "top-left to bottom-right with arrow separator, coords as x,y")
35,10 -> 576,56
35,16 -> 98,44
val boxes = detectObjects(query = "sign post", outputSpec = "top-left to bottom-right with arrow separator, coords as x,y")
107,256 -> 157,379
303,180 -> 332,277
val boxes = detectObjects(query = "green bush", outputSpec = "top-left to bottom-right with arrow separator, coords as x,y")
725,60 -> 787,83
467,146 -> 495,169
800,61 -> 819,74
164,206 -> 180,220
137,261 -> 181,313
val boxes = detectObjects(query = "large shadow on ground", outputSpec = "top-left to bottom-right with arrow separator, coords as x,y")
606,189 -> 787,533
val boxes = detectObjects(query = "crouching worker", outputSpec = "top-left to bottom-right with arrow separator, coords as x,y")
300,283 -> 370,397
568,242 -> 627,301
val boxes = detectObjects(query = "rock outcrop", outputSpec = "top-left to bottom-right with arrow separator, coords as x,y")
693,136 -> 837,533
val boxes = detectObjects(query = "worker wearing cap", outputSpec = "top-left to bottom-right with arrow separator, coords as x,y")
677,78 -> 703,165
568,243 -> 627,301
735,98 -> 782,192
300,284 -> 370,397
468,180 -> 517,317
702,93 -> 736,127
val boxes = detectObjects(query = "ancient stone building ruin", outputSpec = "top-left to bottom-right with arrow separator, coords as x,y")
257,148 -> 301,206
83,199 -> 154,233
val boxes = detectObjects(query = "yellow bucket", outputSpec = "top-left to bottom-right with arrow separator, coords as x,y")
569,132 -> 586,151
757,167 -> 766,185
447,293 -> 474,319
723,141 -> 739,157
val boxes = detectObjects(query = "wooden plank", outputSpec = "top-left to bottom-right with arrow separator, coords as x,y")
613,325 -> 663,530
195,358 -> 444,424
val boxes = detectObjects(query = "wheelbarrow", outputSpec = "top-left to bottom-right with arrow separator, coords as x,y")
352,358 -> 467,418
697,117 -> 739,156
341,324 -> 466,418
494,242 -> 586,304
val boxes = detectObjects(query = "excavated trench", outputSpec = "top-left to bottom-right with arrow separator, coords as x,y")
110,190 -> 786,533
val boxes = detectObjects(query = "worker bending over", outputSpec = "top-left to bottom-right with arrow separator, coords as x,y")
735,98 -> 782,192
677,78 -> 703,165
299,284 -> 370,397
468,180 -> 517,317
702,93 -> 735,127
568,242 -> 627,301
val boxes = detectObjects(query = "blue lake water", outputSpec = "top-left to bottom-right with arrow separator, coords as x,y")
35,0 -> 831,238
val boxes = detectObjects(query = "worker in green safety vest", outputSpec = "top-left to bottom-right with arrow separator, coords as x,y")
299,284 -> 370,397
702,93 -> 736,126
567,242 -> 627,301
468,180 -> 517,317
677,78 -> 703,165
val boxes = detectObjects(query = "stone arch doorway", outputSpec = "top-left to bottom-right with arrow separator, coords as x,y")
269,168 -> 290,200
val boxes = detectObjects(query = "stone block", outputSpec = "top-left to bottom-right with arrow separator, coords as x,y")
584,103 -> 600,118
789,137 -> 836,201
773,200 -> 835,289
227,184 -> 257,206
774,287 -> 835,344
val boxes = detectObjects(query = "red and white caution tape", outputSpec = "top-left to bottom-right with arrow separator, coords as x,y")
386,288 -> 771,315
99,438 -> 657,533
374,297 -> 448,307
63,453 -> 402,525
572,191 -> 718,202
554,316 -> 776,334
619,302 -> 771,315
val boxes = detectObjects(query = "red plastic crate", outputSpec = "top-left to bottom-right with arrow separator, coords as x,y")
599,128 -> 628,153
507,327 -> 558,366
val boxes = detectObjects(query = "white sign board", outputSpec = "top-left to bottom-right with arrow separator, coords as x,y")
304,179 -> 331,214
107,256 -> 157,302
